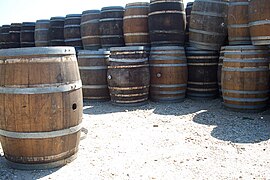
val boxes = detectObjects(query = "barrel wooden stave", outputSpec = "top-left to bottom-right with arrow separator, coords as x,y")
0,25 -> 11,49
217,46 -> 225,97
0,47 -> 83,169
35,20 -> 50,47
149,46 -> 187,102
9,23 -> 21,48
49,17 -> 65,46
221,45 -> 269,112
185,2 -> 193,43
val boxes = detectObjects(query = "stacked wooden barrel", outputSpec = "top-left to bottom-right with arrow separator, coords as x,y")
217,46 -> 225,97
185,2 -> 193,43
9,23 -> 21,48
0,25 -> 11,49
35,20 -> 50,47
49,17 -> 65,46
20,22 -> 35,47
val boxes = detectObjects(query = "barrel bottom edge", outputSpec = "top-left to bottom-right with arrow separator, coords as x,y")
223,103 -> 267,113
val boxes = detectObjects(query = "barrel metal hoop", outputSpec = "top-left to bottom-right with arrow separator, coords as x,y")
109,86 -> 149,90
194,0 -> 229,5
0,124 -> 82,139
187,87 -> 217,92
223,58 -> 269,63
228,37 -> 251,41
123,15 -> 148,19
149,64 -> 187,67
108,58 -> 148,63
124,32 -> 149,36
151,84 -> 187,88
222,89 -> 269,94
228,2 -> 249,6
0,80 -> 82,94
79,66 -> 107,70
35,28 -> 49,31
223,96 -> 269,102
251,36 -> 270,40
100,35 -> 124,38
113,92 -> 148,97
187,63 -> 218,66
99,18 -> 123,22
82,85 -> 107,89
108,64 -> 149,69
228,24 -> 249,28
80,19 -> 99,25
148,10 -> 185,16
113,98 -> 148,104
188,81 -> 217,85
151,90 -> 186,94
222,67 -> 269,72
249,20 -> 270,26
64,38 -> 82,42
192,11 -> 226,18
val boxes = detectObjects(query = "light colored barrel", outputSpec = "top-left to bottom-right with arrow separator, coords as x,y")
35,20 -> 50,47
222,45 -> 269,112
0,47 -> 83,169
149,46 -> 187,102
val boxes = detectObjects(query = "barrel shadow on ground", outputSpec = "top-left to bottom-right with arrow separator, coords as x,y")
193,106 -> 270,143
0,154 -> 60,179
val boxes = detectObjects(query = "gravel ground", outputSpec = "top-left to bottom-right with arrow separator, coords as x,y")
0,98 -> 270,180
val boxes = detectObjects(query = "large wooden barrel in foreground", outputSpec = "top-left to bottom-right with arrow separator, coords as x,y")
149,46 -> 187,102
228,0 -> 250,45
148,0 -> 186,46
49,17 -> 65,46
99,6 -> 125,48
123,2 -> 150,46
248,0 -> 270,45
77,50 -> 110,101
35,20 -> 50,47
189,0 -> 228,50
81,10 -> 101,50
222,45 -> 269,112
20,22 -> 35,47
0,47 -> 83,169
107,46 -> 150,106
9,23 -> 21,48
186,46 -> 219,99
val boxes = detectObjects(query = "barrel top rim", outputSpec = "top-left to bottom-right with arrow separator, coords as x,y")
50,16 -> 65,20
10,23 -> 22,26
66,14 -> 82,18
82,10 -> 101,14
0,47 -> 76,58
101,6 -> 124,11
125,2 -> 150,6
1,25 -> 11,27
78,49 -> 110,55
22,22 -> 36,25
110,46 -> 150,51
36,19 -> 50,23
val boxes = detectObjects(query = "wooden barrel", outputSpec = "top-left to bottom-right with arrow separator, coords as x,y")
99,6 -> 125,48
77,50 -> 110,101
248,0 -> 270,45
35,20 -> 50,47
149,46 -> 187,102
49,17 -> 65,46
222,45 -> 269,112
148,0 -> 186,46
189,0 -> 228,50
0,25 -> 11,49
9,23 -> 21,48
107,46 -> 150,106
228,0 -> 250,45
20,22 -> 35,47
217,46 -> 225,97
64,14 -> 83,50
81,10 -> 101,50
186,46 -> 219,99
185,2 -> 193,43
123,2 -> 150,46
0,26 -> 2,49
0,47 -> 83,169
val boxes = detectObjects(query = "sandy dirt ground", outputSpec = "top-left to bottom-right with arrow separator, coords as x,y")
0,99 -> 270,180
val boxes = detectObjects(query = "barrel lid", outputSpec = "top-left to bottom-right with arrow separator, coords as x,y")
125,2 -> 150,7
22,22 -> 36,26
110,46 -> 150,52
36,19 -> 50,23
151,46 -> 184,51
101,6 -> 124,11
50,16 -> 65,20
82,10 -> 101,15
0,47 -> 76,58
78,49 -> 110,55
66,14 -> 82,18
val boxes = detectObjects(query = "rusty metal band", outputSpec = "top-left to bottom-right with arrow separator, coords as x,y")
222,89 -> 269,94
65,16 -> 81,20
80,19 -> 99,25
188,81 -> 217,85
109,86 -> 149,90
79,66 -> 107,70
113,92 -> 148,97
192,11 -> 226,18
83,85 -> 107,89
222,67 -> 269,72
228,24 -> 249,28
187,63 -> 218,66
149,57 -> 186,61
0,80 -> 82,94
189,28 -> 225,36
123,15 -> 148,19
249,20 -> 270,26
223,96 -> 268,102
99,18 -> 123,22
0,124 -> 81,139
223,58 -> 268,63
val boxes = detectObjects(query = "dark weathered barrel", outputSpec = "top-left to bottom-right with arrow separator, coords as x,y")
149,46 -> 187,102
77,50 -> 110,101
81,10 -> 101,50
49,17 -> 65,46
107,46 -> 150,106
0,26 -> 2,49
222,45 -> 269,112
20,22 -> 35,47
185,2 -> 193,43
64,14 -> 83,50
99,6 -> 125,48
186,46 -> 219,99
228,0 -> 250,45
9,23 -> 21,48
148,0 -> 186,46
35,20 -> 50,47
0,25 -> 11,49
217,46 -> 225,97
0,47 -> 83,169
189,0 -> 228,50
248,0 -> 270,45
123,2 -> 150,46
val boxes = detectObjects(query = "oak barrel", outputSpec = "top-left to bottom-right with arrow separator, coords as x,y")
228,0 -> 251,45
148,0 -> 186,46
123,2 -> 150,46
186,46 -> 219,99
20,22 -> 35,47
99,6 -> 125,48
0,25 -> 11,49
149,46 -> 187,102
0,47 -> 83,169
9,23 -> 21,48
189,0 -> 228,50
77,50 -> 110,101
81,10 -> 101,50
35,20 -> 50,47
217,46 -> 225,97
185,2 -> 193,43
64,14 -> 83,50
221,45 -> 269,112
107,46 -> 150,106
49,17 -> 65,46
248,0 -> 270,45
0,26 -> 2,49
